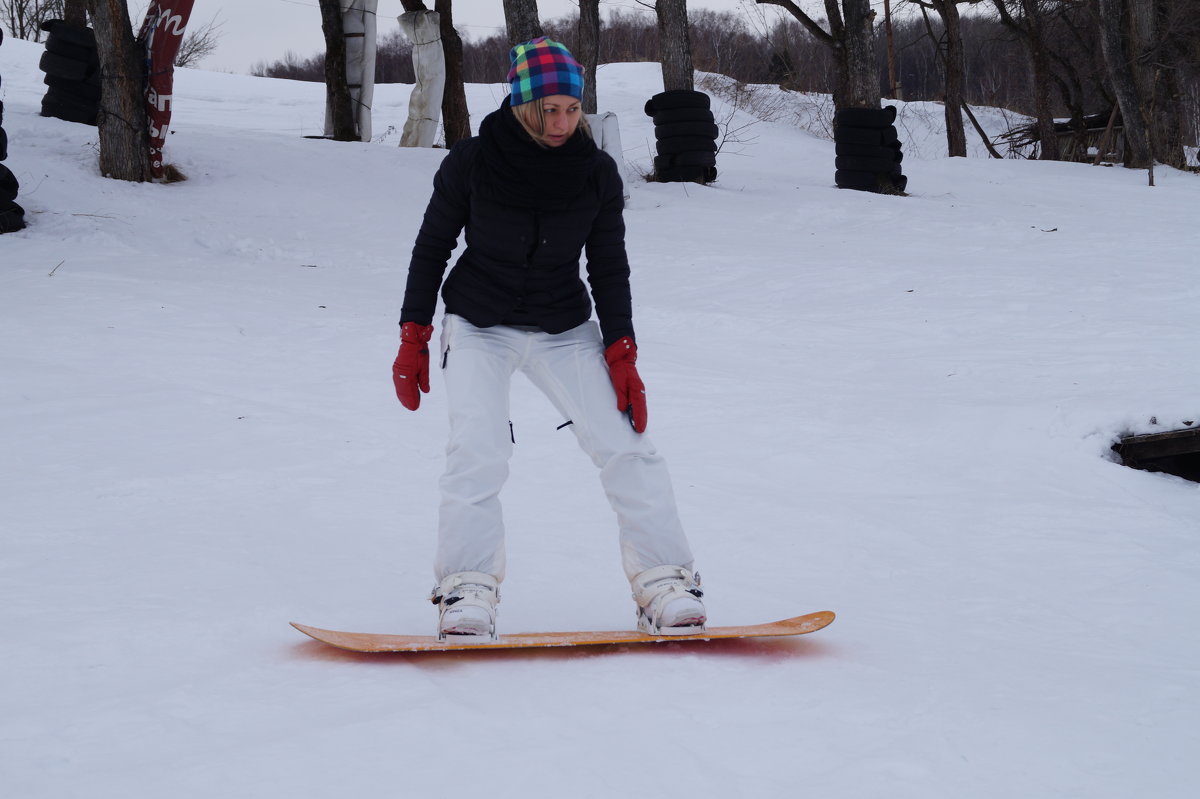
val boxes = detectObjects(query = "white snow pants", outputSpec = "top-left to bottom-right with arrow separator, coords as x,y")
435,314 -> 695,583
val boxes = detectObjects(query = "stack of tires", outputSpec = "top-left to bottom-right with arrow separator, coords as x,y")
644,90 -> 718,184
833,105 -> 906,194
1,28 -> 26,234
38,19 -> 101,126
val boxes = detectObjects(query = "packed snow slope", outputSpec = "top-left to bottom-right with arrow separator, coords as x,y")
2,36 -> 1198,798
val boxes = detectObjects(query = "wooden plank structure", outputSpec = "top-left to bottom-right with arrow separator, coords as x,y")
998,109 -> 1125,164
1113,426 -> 1200,482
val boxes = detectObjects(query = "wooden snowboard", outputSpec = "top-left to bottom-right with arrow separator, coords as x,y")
291,611 -> 835,653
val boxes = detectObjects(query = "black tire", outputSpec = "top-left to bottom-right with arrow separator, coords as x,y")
671,150 -> 717,167
655,121 -> 719,140
879,125 -> 901,145
0,128 -> 8,162
835,141 -> 891,158
41,94 -> 99,125
833,126 -> 884,146
0,200 -> 26,234
39,50 -> 90,81
41,19 -> 96,48
43,87 -> 98,114
651,107 -> 715,125
656,164 -> 712,183
0,164 -> 19,203
656,136 -> 719,155
655,151 -> 718,170
834,105 -> 896,128
45,35 -> 98,65
644,90 -> 710,116
44,74 -> 102,103
834,169 -> 881,191
835,154 -> 899,173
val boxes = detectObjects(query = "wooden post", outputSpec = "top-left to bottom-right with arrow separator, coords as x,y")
1092,106 -> 1119,165
883,0 -> 900,100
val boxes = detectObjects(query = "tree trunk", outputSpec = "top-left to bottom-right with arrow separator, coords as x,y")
755,0 -> 883,111
919,2 -> 967,156
577,0 -> 600,114
503,0 -> 543,45
65,0 -> 88,27
1019,0 -> 1060,160
656,0 -> 694,92
1130,0 -> 1186,168
87,0 -> 152,181
435,0 -> 470,145
319,0 -> 357,141
1097,0 -> 1153,166
837,0 -> 879,108
941,1 -> 967,156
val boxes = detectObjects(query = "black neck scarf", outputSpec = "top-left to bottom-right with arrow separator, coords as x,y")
476,97 -> 598,210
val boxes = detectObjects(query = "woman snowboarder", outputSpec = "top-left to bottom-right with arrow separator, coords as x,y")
393,37 -> 704,640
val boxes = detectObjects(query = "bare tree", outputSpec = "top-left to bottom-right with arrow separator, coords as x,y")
503,0 -> 543,45
318,0 -> 357,140
656,0 -> 694,91
1096,0 -> 1194,169
399,0 -> 470,145
908,0 -> 972,156
86,0 -> 152,181
990,0 -> 1061,159
1096,0 -> 1151,165
173,13 -> 222,68
755,0 -> 881,110
577,0 -> 599,113
2,0 -> 64,40
434,0 -> 470,144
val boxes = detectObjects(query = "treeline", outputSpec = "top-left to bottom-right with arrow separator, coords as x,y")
251,8 -> 1196,125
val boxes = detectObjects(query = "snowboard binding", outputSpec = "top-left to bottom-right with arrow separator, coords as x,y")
431,571 -> 500,642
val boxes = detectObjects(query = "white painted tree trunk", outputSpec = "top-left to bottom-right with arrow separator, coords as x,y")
323,0 -> 378,142
398,10 -> 445,148
586,112 -> 630,199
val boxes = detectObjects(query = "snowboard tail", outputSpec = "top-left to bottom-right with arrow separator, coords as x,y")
290,611 -> 835,653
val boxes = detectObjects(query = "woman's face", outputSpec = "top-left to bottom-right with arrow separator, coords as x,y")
539,94 -> 582,147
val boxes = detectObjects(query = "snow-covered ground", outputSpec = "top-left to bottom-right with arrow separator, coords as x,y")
3,36 -> 1198,798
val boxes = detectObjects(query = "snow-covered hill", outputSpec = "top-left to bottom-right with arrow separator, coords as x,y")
2,35 -> 1197,798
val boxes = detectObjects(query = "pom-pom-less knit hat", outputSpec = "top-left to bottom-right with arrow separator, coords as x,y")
507,37 -> 584,106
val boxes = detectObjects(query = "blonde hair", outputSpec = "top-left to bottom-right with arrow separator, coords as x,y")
511,99 -> 592,148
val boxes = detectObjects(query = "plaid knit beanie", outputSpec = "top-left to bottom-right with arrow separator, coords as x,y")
507,37 -> 585,106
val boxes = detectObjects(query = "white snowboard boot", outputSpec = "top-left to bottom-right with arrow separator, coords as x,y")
631,565 -> 706,635
430,571 -> 500,641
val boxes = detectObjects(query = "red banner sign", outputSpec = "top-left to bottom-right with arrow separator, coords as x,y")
137,2 -> 195,179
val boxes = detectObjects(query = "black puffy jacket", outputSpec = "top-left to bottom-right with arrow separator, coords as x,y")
399,109 -> 634,346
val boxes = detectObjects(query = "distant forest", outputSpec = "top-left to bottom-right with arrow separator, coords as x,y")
252,8 -> 1198,131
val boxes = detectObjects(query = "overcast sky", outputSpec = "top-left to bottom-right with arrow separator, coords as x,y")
185,0 -> 796,74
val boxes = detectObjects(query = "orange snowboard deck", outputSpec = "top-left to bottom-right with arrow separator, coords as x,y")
291,611 -> 835,653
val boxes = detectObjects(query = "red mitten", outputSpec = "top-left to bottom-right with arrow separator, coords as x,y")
604,336 -> 647,433
393,322 -> 434,410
